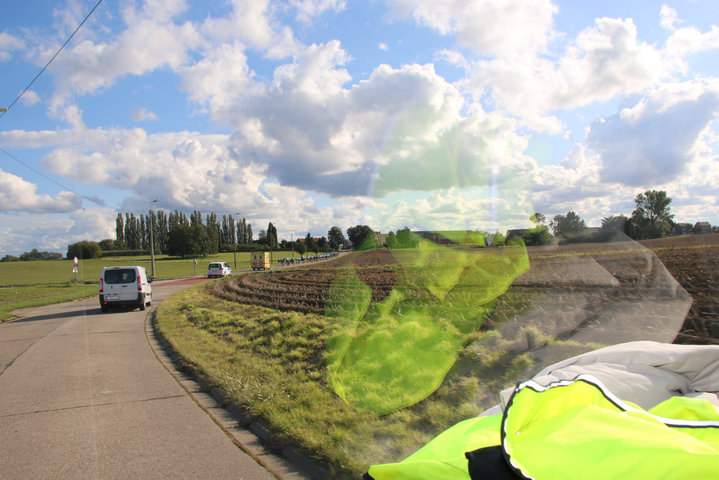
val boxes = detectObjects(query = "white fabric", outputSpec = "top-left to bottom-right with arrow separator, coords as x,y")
494,341 -> 719,411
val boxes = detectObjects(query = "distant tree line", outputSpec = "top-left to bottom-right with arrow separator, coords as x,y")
108,212 -> 347,258
1,249 -> 64,262
109,210 -> 255,257
2,189 -> 710,261
347,190 -> 695,250
546,190 -> 677,243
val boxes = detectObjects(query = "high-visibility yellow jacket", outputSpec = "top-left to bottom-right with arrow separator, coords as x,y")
366,374 -> 719,479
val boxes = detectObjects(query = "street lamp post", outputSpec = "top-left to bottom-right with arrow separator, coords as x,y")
233,212 -> 241,270
149,199 -> 159,278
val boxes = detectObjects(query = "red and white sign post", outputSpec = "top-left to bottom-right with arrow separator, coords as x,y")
73,256 -> 79,281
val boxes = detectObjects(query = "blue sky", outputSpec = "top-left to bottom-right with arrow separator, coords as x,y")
1,0 -> 718,255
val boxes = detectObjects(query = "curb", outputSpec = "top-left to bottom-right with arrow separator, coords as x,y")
144,311 -> 333,480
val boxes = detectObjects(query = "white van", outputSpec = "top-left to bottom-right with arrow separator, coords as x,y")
99,266 -> 152,312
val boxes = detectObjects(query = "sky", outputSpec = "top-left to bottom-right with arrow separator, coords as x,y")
1,0 -> 718,256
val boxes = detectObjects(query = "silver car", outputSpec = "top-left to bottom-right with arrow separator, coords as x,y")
207,262 -> 231,278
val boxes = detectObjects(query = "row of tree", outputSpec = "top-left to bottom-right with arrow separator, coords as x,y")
0,249 -> 64,262
112,210 -> 254,255
0,189 -> 699,261
541,190 -> 676,242
345,190 -> 685,250
106,209 -> 350,258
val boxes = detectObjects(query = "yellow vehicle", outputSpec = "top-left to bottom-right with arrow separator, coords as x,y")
251,251 -> 271,270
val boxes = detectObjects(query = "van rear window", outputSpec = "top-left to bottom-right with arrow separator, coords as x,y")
104,269 -> 136,284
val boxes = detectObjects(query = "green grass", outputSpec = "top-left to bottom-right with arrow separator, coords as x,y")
0,283 -> 99,321
0,252 -> 258,287
156,286 -> 419,476
0,251 -> 257,322
325,246 -> 529,414
154,274 -> 569,477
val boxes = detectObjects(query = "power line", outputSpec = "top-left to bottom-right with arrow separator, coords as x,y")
0,147 -> 107,207
0,1 -> 108,209
0,0 -> 104,119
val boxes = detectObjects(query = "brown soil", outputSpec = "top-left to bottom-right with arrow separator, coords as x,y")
210,235 -> 719,344
650,244 -> 719,343
209,250 -> 400,313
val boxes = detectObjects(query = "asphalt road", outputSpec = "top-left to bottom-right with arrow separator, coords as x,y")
0,280 -> 303,479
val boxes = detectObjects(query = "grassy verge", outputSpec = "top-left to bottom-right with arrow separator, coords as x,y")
0,283 -> 99,322
0,252 -> 260,287
154,279 -> 569,477
0,251 -> 259,322
153,240 -> 701,474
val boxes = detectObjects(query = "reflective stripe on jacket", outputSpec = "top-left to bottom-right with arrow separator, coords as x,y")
366,374 -> 719,479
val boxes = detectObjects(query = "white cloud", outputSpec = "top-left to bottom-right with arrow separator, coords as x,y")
39,129 -> 233,199
531,144 -> 628,220
4,0 -> 719,250
230,59 -> 467,197
131,107 -> 157,122
175,34 -> 540,229
8,121 -> 355,237
67,207 -> 117,241
664,16 -> 719,73
372,100 -> 536,197
405,4 -> 716,136
660,5 -> 680,31
0,169 -> 81,213
668,125 -> 719,222
0,32 -> 24,61
42,147 -> 110,184
385,0 -> 558,58
201,0 -> 298,58
436,48 -> 468,70
471,17 -> 665,133
0,208 -> 116,256
20,90 -> 41,107
367,182 -> 538,234
179,42 -> 253,119
190,36 -> 538,208
272,40 -> 352,99
290,0 -> 347,24
586,80 -> 719,186
44,2 -> 202,114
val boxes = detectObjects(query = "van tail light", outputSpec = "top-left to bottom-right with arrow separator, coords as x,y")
137,276 -> 142,291
99,279 -> 104,293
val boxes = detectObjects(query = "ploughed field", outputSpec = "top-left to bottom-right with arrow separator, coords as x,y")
209,250 -> 399,314
644,236 -> 719,344
210,234 -> 719,345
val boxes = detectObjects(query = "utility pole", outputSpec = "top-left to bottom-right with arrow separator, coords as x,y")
149,199 -> 159,278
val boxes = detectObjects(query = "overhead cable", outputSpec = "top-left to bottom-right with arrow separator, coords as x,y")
0,0 -> 104,119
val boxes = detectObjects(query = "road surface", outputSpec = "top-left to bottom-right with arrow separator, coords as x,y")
0,280 -> 310,479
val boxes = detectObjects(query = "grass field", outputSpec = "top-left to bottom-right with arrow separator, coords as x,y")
5,236 -> 717,475
0,252 -> 258,287
154,235 -> 719,476
155,281 -> 526,477
0,283 -> 99,321
0,251 -> 258,321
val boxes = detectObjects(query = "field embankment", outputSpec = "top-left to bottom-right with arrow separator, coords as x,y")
154,235 -> 718,475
